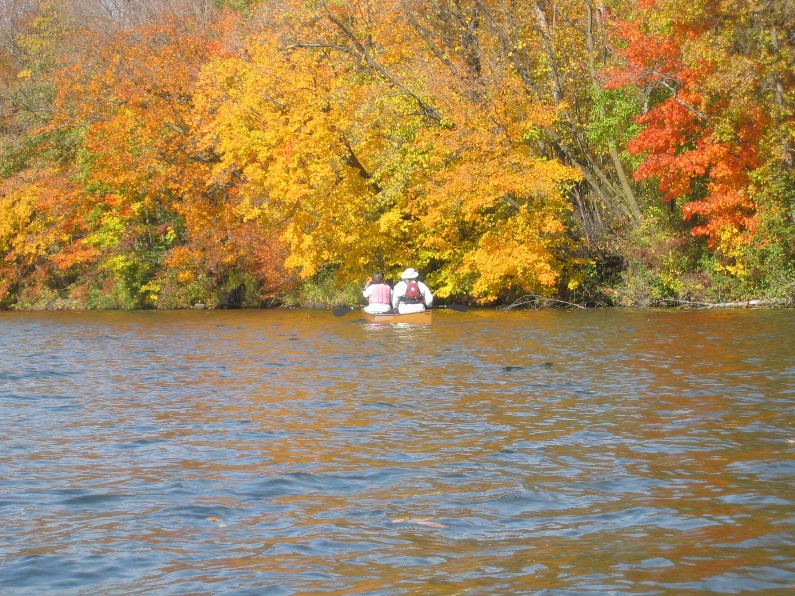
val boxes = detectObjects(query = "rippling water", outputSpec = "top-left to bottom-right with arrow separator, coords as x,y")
1,308 -> 793,594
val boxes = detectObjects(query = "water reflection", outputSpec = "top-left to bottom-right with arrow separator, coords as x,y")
0,308 -> 793,593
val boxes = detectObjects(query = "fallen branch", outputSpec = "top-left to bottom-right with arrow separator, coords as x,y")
497,294 -> 587,311
658,298 -> 790,308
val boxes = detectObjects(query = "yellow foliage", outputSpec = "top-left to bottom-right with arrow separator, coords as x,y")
192,27 -> 389,283
713,225 -> 749,277
139,281 -> 161,303
0,184 -> 40,253
461,204 -> 576,302
1,2 -> 598,306
0,173 -> 75,266
177,271 -> 196,284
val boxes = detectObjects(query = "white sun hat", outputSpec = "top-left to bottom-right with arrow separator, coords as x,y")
400,267 -> 419,279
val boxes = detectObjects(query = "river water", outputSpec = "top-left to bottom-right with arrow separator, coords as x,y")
1,308 -> 793,594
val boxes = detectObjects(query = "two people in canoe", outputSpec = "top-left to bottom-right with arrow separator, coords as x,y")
363,267 -> 434,315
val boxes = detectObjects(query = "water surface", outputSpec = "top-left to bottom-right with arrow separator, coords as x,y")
1,308 -> 793,594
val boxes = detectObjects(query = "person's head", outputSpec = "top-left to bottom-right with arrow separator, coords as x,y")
372,271 -> 384,284
400,267 -> 419,280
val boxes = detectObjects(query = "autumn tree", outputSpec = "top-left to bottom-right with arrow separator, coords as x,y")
3,0 -> 791,309
0,1 -> 90,307
606,0 -> 795,279
445,0 -> 646,236
52,10 -> 291,307
187,0 -> 585,302
0,3 -> 286,308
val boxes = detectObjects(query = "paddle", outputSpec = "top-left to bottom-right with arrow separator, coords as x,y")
334,303 -> 467,316
436,304 -> 468,312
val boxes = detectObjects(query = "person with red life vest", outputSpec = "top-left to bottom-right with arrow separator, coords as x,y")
362,271 -> 393,314
392,267 -> 433,314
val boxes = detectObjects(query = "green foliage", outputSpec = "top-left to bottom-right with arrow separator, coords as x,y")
12,284 -> 57,310
90,254 -> 153,309
742,165 -> 795,297
153,272 -> 215,310
0,129 -> 82,180
616,206 -> 708,304
211,0 -> 260,11
587,87 -> 644,168
612,201 -> 793,305
0,141 -> 37,180
286,264 -> 362,307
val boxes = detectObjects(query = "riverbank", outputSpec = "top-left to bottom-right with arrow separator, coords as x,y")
2,292 -> 794,312
2,267 -> 794,312
491,294 -> 795,311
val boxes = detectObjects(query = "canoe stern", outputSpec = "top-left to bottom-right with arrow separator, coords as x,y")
362,310 -> 433,324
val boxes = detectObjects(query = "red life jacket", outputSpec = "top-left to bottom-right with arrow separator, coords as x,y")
403,280 -> 422,303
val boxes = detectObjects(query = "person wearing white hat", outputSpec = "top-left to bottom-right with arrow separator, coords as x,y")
392,267 -> 433,314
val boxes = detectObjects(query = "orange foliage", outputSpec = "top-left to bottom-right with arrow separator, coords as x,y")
43,12 -> 289,305
0,1 -> 588,306
9,0 -> 789,307
0,167 -> 95,303
606,0 -> 788,258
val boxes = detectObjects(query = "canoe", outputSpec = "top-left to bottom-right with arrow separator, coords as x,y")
362,309 -> 432,325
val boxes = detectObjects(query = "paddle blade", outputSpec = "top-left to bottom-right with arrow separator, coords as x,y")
332,306 -> 355,317
446,304 -> 468,312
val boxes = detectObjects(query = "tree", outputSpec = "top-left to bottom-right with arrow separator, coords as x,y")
186,0 -> 586,301
461,0 -> 644,231
51,11 -> 287,306
606,0 -> 795,275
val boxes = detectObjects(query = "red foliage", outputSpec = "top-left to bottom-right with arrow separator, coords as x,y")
606,0 -> 772,247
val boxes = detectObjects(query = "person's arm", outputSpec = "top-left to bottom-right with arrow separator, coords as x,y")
421,282 -> 433,306
392,282 -> 403,308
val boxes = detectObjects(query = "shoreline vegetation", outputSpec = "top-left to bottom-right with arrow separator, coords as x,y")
6,287 -> 794,312
1,2 -> 793,313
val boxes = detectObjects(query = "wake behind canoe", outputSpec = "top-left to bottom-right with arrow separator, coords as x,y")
362,309 -> 432,324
